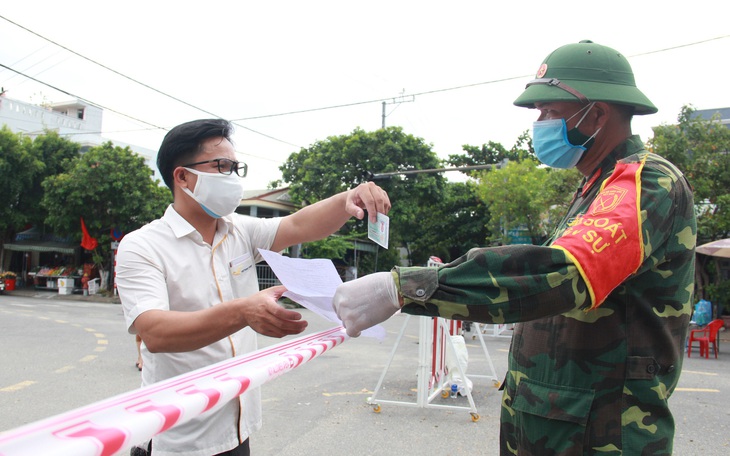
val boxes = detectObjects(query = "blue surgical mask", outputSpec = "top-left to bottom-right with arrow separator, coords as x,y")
532,103 -> 600,169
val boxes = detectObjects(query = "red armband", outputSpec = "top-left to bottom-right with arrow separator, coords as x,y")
552,159 -> 645,308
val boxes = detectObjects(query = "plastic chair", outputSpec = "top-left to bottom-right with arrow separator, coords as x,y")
687,319 -> 724,359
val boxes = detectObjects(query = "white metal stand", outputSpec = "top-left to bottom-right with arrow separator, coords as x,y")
367,315 -> 501,422
483,322 -> 515,338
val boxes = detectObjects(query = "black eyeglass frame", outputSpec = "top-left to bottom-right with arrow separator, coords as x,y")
181,158 -> 248,177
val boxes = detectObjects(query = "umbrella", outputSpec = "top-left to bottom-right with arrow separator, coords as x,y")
695,238 -> 730,258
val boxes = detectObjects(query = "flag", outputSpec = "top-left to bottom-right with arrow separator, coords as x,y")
80,217 -> 98,250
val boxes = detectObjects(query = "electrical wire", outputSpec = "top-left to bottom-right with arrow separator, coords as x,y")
2,11 -> 728,152
0,62 -> 167,131
230,36 -> 730,122
0,14 -> 300,148
231,75 -> 529,121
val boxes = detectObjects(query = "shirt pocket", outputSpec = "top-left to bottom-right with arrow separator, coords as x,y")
511,378 -> 595,454
229,253 -> 254,276
228,253 -> 259,297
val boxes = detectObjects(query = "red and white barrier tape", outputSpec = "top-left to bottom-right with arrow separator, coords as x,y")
0,326 -> 347,456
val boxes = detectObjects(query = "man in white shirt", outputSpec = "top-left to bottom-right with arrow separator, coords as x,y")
116,118 -> 390,456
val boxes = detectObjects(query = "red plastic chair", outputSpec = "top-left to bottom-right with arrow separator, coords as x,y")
687,319 -> 724,358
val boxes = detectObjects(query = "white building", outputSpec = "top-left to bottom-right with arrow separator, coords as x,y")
0,93 -> 159,181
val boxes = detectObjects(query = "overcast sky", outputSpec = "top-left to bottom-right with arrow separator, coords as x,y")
1,1 -> 729,189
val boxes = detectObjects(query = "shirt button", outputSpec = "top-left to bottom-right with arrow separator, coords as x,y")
646,364 -> 656,374
415,289 -> 425,297
667,365 -> 675,373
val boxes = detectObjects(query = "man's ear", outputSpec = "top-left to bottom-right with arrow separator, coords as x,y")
172,167 -> 192,191
591,102 -> 611,130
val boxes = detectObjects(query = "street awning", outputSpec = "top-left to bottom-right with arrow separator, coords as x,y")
696,238 -> 730,259
3,241 -> 77,254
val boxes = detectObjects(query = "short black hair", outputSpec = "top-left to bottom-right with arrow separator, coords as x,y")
157,119 -> 234,192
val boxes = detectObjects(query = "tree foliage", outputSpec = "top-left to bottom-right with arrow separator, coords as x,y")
541,166 -> 584,232
41,141 -> 171,269
0,126 -> 44,245
299,235 -> 352,260
476,159 -> 548,244
21,130 -> 81,232
448,131 -> 534,177
277,126 -> 446,268
650,105 -> 730,241
402,180 -> 491,262
650,105 -> 730,311
474,156 -> 581,246
444,131 -> 581,250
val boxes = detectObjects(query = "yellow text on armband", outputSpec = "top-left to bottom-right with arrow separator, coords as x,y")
561,216 -> 629,254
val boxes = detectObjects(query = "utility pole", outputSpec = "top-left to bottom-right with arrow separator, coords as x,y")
382,89 -> 415,128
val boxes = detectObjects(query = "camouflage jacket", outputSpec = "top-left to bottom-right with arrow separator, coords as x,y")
396,136 -> 696,455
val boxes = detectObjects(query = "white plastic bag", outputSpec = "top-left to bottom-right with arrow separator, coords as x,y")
445,335 -> 473,395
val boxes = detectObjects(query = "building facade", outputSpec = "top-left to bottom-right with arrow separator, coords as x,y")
0,93 -> 159,180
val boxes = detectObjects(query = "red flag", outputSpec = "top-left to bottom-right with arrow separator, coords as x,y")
80,217 -> 98,250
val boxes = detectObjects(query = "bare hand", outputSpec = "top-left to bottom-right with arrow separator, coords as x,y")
346,182 -> 391,223
240,285 -> 308,338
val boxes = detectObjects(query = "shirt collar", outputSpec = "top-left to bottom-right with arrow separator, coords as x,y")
588,135 -> 645,179
162,204 -> 236,240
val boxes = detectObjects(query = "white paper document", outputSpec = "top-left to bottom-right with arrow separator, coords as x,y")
258,249 -> 385,340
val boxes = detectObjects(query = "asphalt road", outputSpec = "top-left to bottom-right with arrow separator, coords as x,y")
1,293 -> 729,455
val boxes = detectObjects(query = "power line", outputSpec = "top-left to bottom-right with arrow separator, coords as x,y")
230,35 -> 730,123
628,34 -> 730,57
0,14 -> 300,148
0,62 -> 167,130
231,75 -> 530,122
3,12 -> 728,151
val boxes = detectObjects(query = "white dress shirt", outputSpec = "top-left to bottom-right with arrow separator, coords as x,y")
116,205 -> 281,456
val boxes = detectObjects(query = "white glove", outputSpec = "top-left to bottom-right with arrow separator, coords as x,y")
332,272 -> 401,337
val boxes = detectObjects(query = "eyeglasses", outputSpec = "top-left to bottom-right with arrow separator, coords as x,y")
181,158 -> 248,177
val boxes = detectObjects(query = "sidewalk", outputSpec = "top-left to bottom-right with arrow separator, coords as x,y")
2,286 -> 121,304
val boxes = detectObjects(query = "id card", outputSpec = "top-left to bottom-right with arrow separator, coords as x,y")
368,212 -> 390,249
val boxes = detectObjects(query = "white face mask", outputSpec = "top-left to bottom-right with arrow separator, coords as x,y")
182,168 -> 244,218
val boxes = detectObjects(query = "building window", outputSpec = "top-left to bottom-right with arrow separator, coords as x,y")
77,108 -> 84,119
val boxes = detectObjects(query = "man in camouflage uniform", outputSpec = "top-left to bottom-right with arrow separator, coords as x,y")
333,40 -> 696,455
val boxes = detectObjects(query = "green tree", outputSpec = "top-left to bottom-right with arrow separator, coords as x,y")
650,105 -> 730,240
476,159 -> 548,244
277,126 -> 446,269
650,105 -> 730,311
41,142 -> 171,287
541,166 -> 584,232
299,236 -> 352,260
420,132 -> 538,259
20,131 -> 81,232
0,127 -> 44,248
475,159 -> 582,245
412,180 -> 492,261
447,131 -> 534,177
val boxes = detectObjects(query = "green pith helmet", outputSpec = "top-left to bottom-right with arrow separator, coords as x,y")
513,40 -> 657,115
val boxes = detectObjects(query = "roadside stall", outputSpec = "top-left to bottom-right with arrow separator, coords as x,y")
1,227 -> 98,294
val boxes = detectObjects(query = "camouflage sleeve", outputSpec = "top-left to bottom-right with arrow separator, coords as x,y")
631,154 -> 695,275
396,244 -> 589,324
618,155 -> 696,314
396,153 -> 694,326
